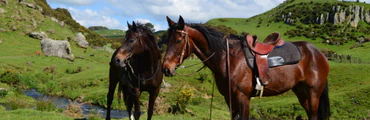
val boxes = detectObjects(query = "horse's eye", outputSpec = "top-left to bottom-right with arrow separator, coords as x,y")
176,39 -> 182,43
129,39 -> 135,43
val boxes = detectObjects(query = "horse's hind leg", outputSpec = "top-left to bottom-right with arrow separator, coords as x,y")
292,82 -> 311,119
293,82 -> 325,120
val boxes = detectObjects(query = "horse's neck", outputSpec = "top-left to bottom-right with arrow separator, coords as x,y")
132,50 -> 158,73
188,28 -> 226,75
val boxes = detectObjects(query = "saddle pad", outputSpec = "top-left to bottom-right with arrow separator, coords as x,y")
243,41 -> 302,69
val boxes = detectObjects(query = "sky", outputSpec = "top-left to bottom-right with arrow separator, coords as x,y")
46,0 -> 370,31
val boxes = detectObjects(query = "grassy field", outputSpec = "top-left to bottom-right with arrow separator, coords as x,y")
93,29 -> 125,38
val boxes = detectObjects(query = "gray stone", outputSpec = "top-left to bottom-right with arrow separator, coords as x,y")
0,8 -> 5,13
20,1 -> 36,9
350,5 -> 361,27
320,14 -> 325,25
50,17 -> 64,27
75,32 -> 89,48
0,0 -> 7,5
41,38 -> 74,61
365,10 -> 370,23
29,32 -> 48,40
0,28 -> 5,32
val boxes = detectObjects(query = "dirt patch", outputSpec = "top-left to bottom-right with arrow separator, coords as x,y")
142,96 -> 170,114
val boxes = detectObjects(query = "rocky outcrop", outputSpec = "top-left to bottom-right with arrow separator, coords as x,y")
364,10 -> 370,23
29,32 -> 48,40
331,5 -> 370,27
41,38 -> 74,61
282,4 -> 370,27
75,32 -> 89,48
282,12 -> 295,25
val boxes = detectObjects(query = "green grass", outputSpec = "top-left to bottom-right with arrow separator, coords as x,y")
93,29 -> 125,37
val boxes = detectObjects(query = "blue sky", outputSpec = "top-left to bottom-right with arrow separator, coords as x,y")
46,0 -> 370,31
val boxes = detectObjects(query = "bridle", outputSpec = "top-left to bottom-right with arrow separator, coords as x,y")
173,28 -> 215,76
175,28 -> 190,66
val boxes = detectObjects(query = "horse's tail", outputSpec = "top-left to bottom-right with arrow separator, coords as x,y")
318,80 -> 330,120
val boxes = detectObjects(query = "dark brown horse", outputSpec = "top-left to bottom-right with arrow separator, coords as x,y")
107,21 -> 163,120
162,16 -> 330,120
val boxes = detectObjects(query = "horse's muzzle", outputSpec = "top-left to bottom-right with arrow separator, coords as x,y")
163,67 -> 174,76
115,57 -> 129,67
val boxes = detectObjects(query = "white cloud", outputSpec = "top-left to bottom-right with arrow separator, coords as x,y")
47,0 -> 96,6
67,7 -> 126,30
105,0 -> 283,23
48,0 -> 286,31
136,18 -> 150,23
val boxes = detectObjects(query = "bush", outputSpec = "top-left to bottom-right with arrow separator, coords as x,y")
176,88 -> 194,113
65,67 -> 82,74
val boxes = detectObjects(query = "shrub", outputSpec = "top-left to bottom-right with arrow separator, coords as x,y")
176,88 -> 194,113
36,100 -> 59,112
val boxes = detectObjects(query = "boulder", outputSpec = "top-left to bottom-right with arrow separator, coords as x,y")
20,1 -> 36,9
41,38 -> 74,61
0,0 -> 7,5
0,8 -> 5,13
0,28 -> 5,32
29,32 -> 48,40
50,17 -> 64,27
75,32 -> 89,48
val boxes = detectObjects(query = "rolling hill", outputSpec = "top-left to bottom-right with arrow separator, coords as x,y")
207,0 -> 370,62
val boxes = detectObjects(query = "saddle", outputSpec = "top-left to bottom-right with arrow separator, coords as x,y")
246,32 -> 285,55
244,33 -> 302,87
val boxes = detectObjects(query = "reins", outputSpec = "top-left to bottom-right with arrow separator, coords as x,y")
225,37 -> 232,120
127,59 -> 161,81
174,29 -> 215,76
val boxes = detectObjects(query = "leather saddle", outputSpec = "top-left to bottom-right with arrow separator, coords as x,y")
247,32 -> 285,55
245,32 -> 285,85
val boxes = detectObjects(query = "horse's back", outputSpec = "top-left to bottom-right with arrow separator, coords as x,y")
292,41 -> 329,81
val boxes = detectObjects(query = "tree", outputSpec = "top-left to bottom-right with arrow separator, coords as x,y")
145,22 -> 155,32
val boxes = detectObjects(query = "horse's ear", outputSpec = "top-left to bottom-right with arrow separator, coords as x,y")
132,21 -> 137,30
177,15 -> 185,30
127,21 -> 132,29
166,16 -> 175,27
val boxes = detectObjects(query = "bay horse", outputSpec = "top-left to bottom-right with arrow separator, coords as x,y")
107,21 -> 163,120
162,16 -> 330,120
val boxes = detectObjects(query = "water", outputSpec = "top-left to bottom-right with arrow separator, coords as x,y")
23,89 -> 130,119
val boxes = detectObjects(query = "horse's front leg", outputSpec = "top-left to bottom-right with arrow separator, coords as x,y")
106,70 -> 119,120
147,87 -> 160,120
133,88 -> 141,120
124,88 -> 134,120
223,95 -> 239,119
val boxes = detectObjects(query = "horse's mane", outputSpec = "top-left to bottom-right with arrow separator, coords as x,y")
126,22 -> 161,59
188,24 -> 226,56
188,24 -> 243,56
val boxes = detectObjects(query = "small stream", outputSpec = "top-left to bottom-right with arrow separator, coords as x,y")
23,89 -> 130,119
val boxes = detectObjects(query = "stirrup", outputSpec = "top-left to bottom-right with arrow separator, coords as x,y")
255,77 -> 264,97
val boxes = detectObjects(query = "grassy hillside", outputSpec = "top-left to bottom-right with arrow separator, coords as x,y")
207,0 -> 370,61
